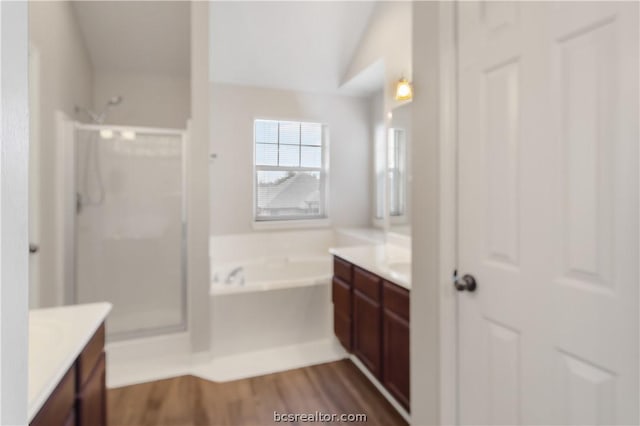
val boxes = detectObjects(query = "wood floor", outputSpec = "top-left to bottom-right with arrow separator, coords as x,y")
108,360 -> 408,426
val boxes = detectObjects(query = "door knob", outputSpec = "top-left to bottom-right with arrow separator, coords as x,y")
29,243 -> 39,254
453,270 -> 477,292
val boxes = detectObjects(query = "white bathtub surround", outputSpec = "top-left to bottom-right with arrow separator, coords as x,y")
29,302 -> 112,422
208,230 -> 362,361
210,282 -> 332,359
329,244 -> 412,289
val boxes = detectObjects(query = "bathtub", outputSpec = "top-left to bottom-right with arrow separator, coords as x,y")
209,255 -> 334,359
211,255 -> 331,294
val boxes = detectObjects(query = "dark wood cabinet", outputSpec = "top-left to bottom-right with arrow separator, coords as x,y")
352,267 -> 382,378
353,289 -> 382,378
30,368 -> 76,426
332,257 -> 353,352
332,256 -> 410,412
382,282 -> 410,410
332,277 -> 352,350
31,324 -> 107,426
78,353 -> 106,426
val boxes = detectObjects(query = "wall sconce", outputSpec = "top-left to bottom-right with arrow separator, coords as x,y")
395,77 -> 413,101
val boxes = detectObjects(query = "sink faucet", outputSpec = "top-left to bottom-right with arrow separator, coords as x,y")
225,266 -> 244,284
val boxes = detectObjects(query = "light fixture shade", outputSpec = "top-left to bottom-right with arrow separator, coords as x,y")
99,129 -> 114,139
395,78 -> 413,101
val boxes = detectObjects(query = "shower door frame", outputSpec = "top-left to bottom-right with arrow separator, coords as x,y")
72,122 -> 189,341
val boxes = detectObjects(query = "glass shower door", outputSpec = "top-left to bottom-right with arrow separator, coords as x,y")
75,126 -> 186,340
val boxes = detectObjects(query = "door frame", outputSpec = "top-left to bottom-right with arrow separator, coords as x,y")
436,2 -> 459,425
410,1 -> 459,425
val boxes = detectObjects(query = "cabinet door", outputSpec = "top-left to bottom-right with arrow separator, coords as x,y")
30,367 -> 76,426
77,353 -> 106,426
383,310 -> 410,410
333,277 -> 352,351
353,290 -> 382,378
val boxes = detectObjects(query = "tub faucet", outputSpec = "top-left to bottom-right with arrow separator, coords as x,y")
225,266 -> 244,284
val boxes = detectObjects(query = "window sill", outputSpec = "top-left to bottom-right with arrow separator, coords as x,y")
252,218 -> 331,231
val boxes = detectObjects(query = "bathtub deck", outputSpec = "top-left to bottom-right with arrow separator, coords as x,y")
108,359 -> 408,426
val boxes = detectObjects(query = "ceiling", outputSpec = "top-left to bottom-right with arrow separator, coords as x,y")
210,1 -> 376,95
72,1 -> 190,78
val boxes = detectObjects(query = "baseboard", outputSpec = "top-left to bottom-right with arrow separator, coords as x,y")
349,355 -> 411,424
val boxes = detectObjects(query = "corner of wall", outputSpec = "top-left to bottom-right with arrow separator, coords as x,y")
187,0 -> 211,354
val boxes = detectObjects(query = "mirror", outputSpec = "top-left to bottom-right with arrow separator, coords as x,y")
386,102 -> 411,237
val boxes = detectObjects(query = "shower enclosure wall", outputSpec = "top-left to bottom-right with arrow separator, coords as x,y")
74,123 -> 187,340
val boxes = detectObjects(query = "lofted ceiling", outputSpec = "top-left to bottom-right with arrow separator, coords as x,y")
210,1 -> 376,95
72,1 -> 190,78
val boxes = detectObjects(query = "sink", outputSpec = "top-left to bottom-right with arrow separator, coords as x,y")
388,261 -> 411,280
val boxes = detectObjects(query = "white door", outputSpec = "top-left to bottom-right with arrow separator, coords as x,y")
457,2 -> 638,425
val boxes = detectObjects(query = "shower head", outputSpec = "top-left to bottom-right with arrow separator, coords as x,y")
107,96 -> 123,107
74,96 -> 123,124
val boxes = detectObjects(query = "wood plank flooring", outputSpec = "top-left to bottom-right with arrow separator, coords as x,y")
108,360 -> 408,426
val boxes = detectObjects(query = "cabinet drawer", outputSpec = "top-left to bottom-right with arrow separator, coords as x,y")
354,267 -> 381,302
77,324 -> 105,390
333,257 -> 352,283
332,277 -> 351,315
383,281 -> 410,322
30,367 -> 76,426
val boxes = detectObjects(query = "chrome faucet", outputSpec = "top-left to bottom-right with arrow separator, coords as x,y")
225,266 -> 244,284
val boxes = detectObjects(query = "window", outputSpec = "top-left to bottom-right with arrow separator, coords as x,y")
254,119 -> 327,221
387,128 -> 406,217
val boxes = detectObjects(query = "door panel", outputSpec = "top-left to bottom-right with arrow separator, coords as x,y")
383,310 -> 410,410
353,290 -> 382,378
457,2 -> 638,424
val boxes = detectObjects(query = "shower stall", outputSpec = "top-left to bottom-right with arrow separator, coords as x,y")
73,123 -> 187,341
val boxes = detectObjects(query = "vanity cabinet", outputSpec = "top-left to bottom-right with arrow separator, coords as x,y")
382,281 -> 410,410
331,256 -> 410,411
31,324 -> 107,426
332,257 -> 353,351
353,267 -> 382,378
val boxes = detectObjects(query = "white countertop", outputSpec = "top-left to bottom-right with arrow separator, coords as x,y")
29,302 -> 112,422
329,244 -> 411,289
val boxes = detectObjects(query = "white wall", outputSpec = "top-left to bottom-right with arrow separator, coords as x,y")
188,1 -> 211,353
94,70 -> 190,129
1,1 -> 30,421
343,1 -> 412,110
29,1 -> 94,307
209,83 -> 371,235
